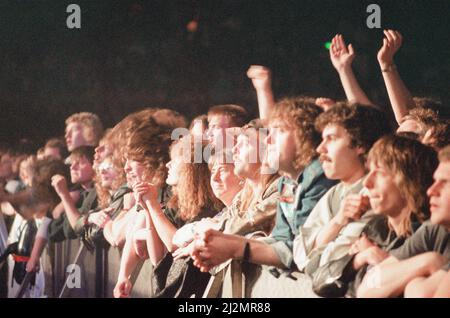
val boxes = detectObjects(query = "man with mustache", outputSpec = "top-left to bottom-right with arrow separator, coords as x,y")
357,145 -> 450,298
293,103 -> 391,283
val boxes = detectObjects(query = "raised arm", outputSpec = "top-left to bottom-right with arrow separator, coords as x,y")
51,175 -> 82,228
377,30 -> 415,123
330,34 -> 372,105
247,65 -> 275,120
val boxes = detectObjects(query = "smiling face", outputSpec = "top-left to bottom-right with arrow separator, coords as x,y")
210,161 -> 242,206
316,124 -> 365,183
427,161 -> 450,228
124,157 -> 146,186
364,161 -> 407,217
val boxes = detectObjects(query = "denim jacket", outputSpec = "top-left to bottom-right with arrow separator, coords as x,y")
261,158 -> 337,269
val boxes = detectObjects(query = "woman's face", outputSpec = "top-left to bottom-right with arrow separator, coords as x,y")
166,145 -> 183,186
99,158 -> 118,189
210,161 -> 242,206
124,158 -> 146,185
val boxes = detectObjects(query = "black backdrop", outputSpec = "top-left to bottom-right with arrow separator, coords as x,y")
0,0 -> 449,147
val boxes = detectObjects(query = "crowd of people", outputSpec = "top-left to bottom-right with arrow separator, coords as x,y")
0,31 -> 449,298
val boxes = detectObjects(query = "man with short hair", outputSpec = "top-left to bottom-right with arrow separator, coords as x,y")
43,138 -> 68,161
206,104 -> 248,151
357,145 -> 450,298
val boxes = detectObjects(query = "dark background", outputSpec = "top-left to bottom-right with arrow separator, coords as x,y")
0,0 -> 449,147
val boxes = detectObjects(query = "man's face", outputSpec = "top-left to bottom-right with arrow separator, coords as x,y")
124,158 -> 146,186
0,153 -> 14,179
232,130 -> 260,179
364,161 -> 406,216
70,155 -> 95,184
206,115 -> 234,150
44,146 -> 62,160
317,124 -> 364,182
98,159 -> 118,189
65,122 -> 89,152
266,120 -> 295,176
94,143 -> 110,170
210,162 -> 242,205
427,161 -> 450,228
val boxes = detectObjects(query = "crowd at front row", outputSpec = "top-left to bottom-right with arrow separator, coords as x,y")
1,32 -> 449,298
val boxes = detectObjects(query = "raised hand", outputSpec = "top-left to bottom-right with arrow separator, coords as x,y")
329,34 -> 355,71
51,174 -> 69,198
377,30 -> 403,69
247,65 -> 272,92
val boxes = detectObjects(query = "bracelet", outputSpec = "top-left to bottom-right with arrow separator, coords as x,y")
381,63 -> 397,73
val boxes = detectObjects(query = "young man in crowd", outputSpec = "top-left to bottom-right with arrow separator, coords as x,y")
42,138 -> 68,161
65,112 -> 103,152
292,104 -> 391,277
357,145 -> 450,298
47,146 -> 98,242
189,98 -> 336,272
206,104 -> 248,151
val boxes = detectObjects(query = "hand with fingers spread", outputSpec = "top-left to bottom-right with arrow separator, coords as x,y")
329,34 -> 355,72
247,65 -> 272,92
377,30 -> 403,70
334,194 -> 370,227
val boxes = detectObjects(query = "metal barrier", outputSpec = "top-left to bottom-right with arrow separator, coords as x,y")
39,239 -> 154,298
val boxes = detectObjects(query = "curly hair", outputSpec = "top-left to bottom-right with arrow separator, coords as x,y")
368,135 -> 438,236
95,154 -> 126,209
401,107 -> 440,138
270,97 -> 323,171
65,112 -> 104,146
125,118 -> 172,187
167,136 -> 224,221
315,103 -> 392,161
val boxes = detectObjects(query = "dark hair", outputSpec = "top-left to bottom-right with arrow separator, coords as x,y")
316,103 -> 392,157
70,146 -> 95,165
45,137 -> 68,159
